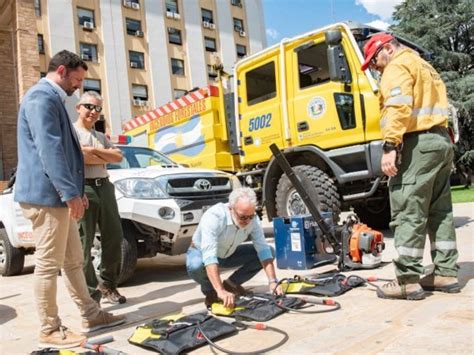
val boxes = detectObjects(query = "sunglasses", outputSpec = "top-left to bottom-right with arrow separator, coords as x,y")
81,103 -> 103,112
370,45 -> 385,67
233,209 -> 255,222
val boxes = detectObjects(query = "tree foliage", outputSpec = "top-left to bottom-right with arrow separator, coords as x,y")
390,0 -> 473,165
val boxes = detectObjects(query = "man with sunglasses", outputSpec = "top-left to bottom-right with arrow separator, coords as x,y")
187,187 -> 282,308
361,33 -> 459,300
15,50 -> 125,349
74,91 -> 126,305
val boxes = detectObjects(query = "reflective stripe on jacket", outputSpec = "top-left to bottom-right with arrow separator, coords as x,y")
379,48 -> 449,145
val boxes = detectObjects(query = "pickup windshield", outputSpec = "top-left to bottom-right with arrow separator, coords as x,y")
108,146 -> 179,169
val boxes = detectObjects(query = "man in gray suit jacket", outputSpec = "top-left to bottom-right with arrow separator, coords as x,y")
15,50 -> 125,349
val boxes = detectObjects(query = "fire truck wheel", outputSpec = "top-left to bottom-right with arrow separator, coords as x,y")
275,165 -> 341,222
0,228 -> 25,276
354,199 -> 391,230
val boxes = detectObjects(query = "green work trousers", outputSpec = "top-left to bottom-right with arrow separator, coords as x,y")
389,128 -> 458,284
79,179 -> 123,301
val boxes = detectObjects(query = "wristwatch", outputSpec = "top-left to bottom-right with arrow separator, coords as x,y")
382,141 -> 399,153
268,278 -> 278,285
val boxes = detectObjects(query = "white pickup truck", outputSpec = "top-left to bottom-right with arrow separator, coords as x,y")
0,145 -> 239,283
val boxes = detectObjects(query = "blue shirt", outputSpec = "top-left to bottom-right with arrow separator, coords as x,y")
192,202 -> 273,266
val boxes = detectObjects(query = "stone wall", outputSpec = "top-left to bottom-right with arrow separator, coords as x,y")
0,0 -> 38,179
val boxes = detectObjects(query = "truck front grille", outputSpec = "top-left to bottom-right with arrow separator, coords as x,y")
165,176 -> 232,199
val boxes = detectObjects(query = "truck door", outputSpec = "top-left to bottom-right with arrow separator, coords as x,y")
237,58 -> 285,165
288,37 -> 365,149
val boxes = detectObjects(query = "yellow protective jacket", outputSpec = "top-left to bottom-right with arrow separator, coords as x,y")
379,48 -> 449,145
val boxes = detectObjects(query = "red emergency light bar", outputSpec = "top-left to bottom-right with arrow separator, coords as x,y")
108,135 -> 132,145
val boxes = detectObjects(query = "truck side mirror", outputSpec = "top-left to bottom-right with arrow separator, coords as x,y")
325,30 -> 352,88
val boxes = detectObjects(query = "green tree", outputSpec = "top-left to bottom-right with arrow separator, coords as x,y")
390,0 -> 473,167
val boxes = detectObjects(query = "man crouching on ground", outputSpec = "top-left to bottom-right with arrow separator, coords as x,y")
186,187 -> 282,308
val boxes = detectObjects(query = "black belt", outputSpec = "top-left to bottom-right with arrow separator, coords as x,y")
404,125 -> 447,138
85,177 -> 109,186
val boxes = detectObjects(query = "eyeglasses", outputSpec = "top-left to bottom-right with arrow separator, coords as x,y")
370,45 -> 385,67
233,209 -> 255,222
81,103 -> 103,112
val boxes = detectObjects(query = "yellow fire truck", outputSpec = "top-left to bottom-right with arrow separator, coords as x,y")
123,22 -> 434,228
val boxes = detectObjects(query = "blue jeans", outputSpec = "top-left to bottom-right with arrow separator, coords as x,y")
186,244 -> 274,295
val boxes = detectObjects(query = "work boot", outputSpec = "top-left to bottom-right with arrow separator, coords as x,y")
419,273 -> 461,293
223,279 -> 250,297
98,284 -> 126,304
376,280 -> 425,300
204,290 -> 219,308
81,310 -> 126,333
38,326 -> 86,349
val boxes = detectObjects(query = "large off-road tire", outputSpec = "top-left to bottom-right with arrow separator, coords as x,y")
354,199 -> 391,230
91,223 -> 138,286
275,165 -> 341,222
0,228 -> 25,276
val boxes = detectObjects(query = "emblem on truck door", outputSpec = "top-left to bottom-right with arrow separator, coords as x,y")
194,179 -> 212,191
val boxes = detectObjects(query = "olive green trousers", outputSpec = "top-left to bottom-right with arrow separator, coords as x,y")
79,179 -> 123,301
389,128 -> 458,284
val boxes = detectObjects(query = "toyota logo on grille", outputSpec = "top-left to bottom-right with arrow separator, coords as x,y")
194,179 -> 212,191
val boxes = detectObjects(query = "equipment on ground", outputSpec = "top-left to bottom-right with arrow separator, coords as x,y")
274,214 -> 337,270
275,272 -> 393,297
210,293 -> 340,320
128,311 -> 291,355
270,143 -> 385,270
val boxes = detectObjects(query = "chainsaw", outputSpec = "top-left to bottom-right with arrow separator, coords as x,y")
269,144 -> 385,270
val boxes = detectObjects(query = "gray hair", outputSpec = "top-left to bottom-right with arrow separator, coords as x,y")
228,187 -> 257,208
78,91 -> 103,105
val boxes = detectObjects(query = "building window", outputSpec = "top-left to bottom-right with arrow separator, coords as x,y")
77,7 -> 94,27
84,79 -> 101,94
37,34 -> 45,54
208,65 -> 218,80
171,58 -> 185,75
233,18 -> 244,32
201,8 -> 214,23
168,28 -> 182,45
174,89 -> 187,99
34,0 -> 41,16
132,84 -> 148,100
204,37 -> 217,52
126,18 -> 142,36
231,0 -> 242,7
236,44 -> 247,58
297,42 -> 330,89
165,0 -> 179,14
129,51 -> 145,69
80,43 -> 98,62
40,72 -> 46,78
246,61 -> 277,106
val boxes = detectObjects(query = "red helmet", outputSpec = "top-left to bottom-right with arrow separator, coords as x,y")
361,33 -> 395,71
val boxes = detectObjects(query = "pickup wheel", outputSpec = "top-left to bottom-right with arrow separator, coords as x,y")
275,165 -> 341,222
0,228 -> 25,276
354,200 -> 391,230
91,224 -> 138,286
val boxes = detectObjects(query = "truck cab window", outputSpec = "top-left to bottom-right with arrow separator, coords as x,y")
245,61 -> 276,106
297,42 -> 330,89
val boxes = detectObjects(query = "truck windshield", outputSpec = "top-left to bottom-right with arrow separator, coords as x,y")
109,146 -> 179,169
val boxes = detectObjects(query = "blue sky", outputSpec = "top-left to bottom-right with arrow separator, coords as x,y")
262,0 -> 403,45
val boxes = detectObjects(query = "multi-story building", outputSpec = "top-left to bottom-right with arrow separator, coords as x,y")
0,0 -> 266,180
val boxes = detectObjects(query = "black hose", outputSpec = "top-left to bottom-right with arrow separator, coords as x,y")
196,320 -> 289,355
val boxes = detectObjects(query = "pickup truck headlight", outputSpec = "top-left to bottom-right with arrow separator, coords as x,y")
115,178 -> 168,199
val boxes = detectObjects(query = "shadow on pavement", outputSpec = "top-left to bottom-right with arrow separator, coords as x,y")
0,304 -> 17,324
105,282 -> 198,312
454,216 -> 473,228
458,261 -> 474,288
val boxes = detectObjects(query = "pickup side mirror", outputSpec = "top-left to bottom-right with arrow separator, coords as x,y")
325,30 -> 352,88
